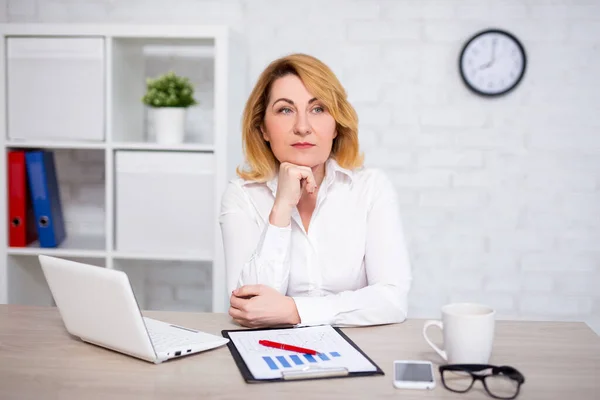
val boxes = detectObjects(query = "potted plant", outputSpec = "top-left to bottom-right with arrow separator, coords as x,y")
142,71 -> 198,144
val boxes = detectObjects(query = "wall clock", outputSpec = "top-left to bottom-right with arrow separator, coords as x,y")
459,29 -> 527,97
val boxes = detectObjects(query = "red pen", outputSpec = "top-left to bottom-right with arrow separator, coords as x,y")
258,340 -> 319,355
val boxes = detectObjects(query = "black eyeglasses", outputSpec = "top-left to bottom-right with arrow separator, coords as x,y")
439,364 -> 526,399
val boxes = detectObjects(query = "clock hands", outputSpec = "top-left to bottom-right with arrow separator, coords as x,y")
478,37 -> 498,70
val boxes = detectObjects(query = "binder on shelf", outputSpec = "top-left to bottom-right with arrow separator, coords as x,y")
24,150 -> 67,248
7,150 -> 38,247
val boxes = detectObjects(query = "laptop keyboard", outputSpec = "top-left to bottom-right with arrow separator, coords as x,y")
148,329 -> 197,352
144,317 -> 223,353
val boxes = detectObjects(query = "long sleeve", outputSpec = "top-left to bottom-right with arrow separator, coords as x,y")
219,181 -> 292,295
292,171 -> 412,327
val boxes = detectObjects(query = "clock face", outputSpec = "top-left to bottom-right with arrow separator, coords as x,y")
459,29 -> 526,97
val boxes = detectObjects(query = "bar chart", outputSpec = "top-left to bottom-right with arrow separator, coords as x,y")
262,352 -> 342,370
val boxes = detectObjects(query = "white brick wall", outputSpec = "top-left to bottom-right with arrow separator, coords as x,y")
6,0 -> 599,333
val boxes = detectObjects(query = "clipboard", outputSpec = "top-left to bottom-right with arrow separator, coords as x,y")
221,326 -> 385,383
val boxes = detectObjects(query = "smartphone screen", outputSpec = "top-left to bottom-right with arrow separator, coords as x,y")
395,362 -> 434,382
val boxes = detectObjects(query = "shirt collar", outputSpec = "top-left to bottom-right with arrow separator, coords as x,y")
323,157 -> 353,189
248,158 -> 354,195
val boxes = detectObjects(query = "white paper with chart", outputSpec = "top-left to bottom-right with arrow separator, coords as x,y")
227,325 -> 377,380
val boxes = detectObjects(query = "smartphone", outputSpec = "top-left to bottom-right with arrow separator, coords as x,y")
393,360 -> 436,390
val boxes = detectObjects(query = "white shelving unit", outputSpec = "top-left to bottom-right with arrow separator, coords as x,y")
0,24 -> 246,313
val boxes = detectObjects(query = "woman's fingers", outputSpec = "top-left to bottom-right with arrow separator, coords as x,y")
273,162 -> 318,210
229,306 -> 245,320
295,167 -> 317,193
229,295 -> 247,311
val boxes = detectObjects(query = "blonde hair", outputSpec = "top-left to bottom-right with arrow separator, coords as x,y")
236,53 -> 364,182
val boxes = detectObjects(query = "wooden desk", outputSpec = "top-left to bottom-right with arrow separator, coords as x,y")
1,305 -> 599,399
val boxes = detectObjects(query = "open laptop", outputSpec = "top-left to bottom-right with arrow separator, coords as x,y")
38,255 -> 229,364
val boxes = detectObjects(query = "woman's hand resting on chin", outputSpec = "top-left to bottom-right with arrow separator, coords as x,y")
229,284 -> 301,328
269,162 -> 317,228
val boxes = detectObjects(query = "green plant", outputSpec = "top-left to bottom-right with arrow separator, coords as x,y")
142,71 -> 198,108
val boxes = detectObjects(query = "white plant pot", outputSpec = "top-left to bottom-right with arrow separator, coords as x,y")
154,107 -> 186,144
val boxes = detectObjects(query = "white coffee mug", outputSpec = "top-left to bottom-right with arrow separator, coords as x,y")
423,303 -> 495,364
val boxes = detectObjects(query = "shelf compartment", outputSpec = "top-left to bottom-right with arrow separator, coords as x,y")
5,148 -> 107,255
7,255 -> 107,306
113,258 -> 212,312
110,37 -> 215,146
6,37 -> 105,142
113,150 -> 215,258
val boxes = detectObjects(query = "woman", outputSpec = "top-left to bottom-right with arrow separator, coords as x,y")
219,53 -> 411,328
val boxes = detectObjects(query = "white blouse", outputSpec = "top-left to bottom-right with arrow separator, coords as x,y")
219,158 -> 412,327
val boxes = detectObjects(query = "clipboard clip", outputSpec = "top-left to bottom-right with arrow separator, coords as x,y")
282,365 -> 349,381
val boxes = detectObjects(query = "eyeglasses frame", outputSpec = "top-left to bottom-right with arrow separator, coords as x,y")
438,364 -> 526,400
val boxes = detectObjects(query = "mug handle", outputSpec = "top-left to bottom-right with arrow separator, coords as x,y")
423,320 -> 447,362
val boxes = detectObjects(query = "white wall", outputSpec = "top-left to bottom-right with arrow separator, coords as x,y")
4,0 -> 599,331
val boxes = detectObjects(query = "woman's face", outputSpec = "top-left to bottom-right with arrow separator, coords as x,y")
262,74 -> 337,168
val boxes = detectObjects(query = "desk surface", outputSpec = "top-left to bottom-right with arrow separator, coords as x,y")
1,305 -> 599,400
